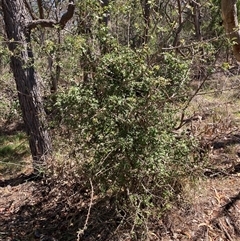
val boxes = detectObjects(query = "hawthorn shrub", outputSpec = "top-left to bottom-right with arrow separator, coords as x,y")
56,46 -> 197,235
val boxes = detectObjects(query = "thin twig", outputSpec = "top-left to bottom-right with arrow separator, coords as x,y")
218,219 -> 234,241
77,178 -> 94,241
175,74 -> 209,130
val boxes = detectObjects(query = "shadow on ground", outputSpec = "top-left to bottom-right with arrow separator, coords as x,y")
212,133 -> 240,150
0,173 -> 43,187
0,177 -> 121,241
201,132 -> 240,178
0,123 -> 125,241
0,122 -> 25,136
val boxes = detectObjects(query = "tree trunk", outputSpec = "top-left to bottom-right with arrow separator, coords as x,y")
221,0 -> 240,62
2,0 -> 52,170
172,0 -> 183,49
101,0 -> 110,27
50,29 -> 61,93
191,0 -> 202,41
141,0 -> 151,45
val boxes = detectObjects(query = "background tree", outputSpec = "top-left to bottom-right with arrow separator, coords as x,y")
221,0 -> 240,62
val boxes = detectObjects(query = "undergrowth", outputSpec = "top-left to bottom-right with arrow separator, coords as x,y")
54,46 -> 202,239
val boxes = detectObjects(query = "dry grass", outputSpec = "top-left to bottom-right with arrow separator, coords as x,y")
163,72 -> 240,241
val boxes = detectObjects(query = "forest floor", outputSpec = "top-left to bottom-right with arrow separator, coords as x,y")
1,72 -> 240,241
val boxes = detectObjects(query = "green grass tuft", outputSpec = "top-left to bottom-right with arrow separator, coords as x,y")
0,132 -> 30,176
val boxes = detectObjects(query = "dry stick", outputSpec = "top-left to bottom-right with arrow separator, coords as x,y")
77,178 -> 94,241
0,161 -> 26,166
218,219 -> 234,241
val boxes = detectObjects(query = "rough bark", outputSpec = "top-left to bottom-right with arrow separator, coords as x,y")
2,0 -> 52,170
221,0 -> 240,62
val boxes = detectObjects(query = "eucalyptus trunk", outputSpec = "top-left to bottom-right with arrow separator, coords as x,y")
221,0 -> 240,61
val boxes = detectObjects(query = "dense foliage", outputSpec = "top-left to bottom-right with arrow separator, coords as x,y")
52,38 -> 200,238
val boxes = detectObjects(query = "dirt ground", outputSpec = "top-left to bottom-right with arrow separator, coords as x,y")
1,75 -> 240,241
